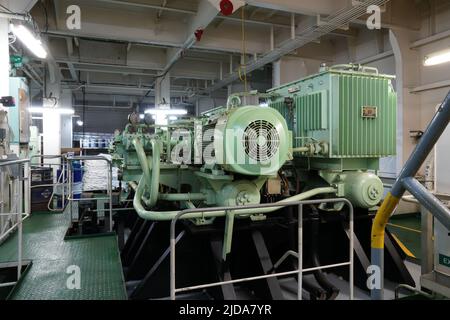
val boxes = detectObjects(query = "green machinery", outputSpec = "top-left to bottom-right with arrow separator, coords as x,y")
111,64 -> 396,220
111,104 -> 296,225
113,64 -> 414,300
268,63 -> 396,208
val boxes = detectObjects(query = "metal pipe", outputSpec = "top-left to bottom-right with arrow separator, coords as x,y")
394,284 -> 434,299
0,12 -> 29,21
17,172 -> 22,280
175,262 -> 352,294
158,193 -> 207,201
133,139 -> 159,207
292,147 -> 309,153
403,177 -> 450,230
0,213 -> 30,243
298,203 -> 303,300
109,165 -> 113,232
133,184 -> 336,221
371,90 -> 450,300
0,159 -> 30,167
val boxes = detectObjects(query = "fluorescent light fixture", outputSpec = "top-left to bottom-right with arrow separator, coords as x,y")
10,24 -> 47,59
424,49 -> 450,66
144,108 -> 187,116
76,120 -> 84,126
29,107 -> 74,115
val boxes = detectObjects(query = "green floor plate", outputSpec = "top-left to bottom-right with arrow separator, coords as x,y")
0,212 -> 127,300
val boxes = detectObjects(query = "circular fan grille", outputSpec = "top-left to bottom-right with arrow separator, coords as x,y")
243,120 -> 280,162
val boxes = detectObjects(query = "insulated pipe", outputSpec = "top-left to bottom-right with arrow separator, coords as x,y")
371,90 -> 450,300
133,138 -> 160,207
133,179 -> 336,221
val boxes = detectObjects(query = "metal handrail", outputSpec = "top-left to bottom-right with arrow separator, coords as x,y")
371,90 -> 450,300
170,198 -> 354,300
66,155 -> 113,232
0,159 -> 30,288
29,155 -> 68,212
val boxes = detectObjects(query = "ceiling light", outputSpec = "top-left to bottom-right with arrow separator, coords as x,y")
424,49 -> 450,66
29,107 -> 74,115
10,24 -> 47,59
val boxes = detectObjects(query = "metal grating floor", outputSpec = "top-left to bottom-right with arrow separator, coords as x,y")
0,212 -> 127,300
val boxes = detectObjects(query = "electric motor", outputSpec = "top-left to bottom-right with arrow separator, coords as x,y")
211,106 -> 291,176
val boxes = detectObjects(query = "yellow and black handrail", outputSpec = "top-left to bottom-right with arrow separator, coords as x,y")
371,90 -> 450,299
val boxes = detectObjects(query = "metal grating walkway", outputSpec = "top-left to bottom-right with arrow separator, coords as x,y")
0,212 -> 127,300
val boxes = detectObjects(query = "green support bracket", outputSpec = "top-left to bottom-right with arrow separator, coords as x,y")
222,210 -> 235,261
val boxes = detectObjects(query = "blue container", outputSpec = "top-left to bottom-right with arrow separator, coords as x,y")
72,161 -> 83,199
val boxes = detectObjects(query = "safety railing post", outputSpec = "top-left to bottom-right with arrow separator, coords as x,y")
0,159 -> 30,285
169,199 -> 354,300
297,203 -> 303,300
17,167 -> 22,279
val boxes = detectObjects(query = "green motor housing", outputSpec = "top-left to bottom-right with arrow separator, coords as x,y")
213,105 -> 291,176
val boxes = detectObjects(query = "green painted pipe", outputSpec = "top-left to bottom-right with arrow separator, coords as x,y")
133,138 -> 160,207
128,182 -> 211,202
133,176 -> 336,221
158,193 -> 207,201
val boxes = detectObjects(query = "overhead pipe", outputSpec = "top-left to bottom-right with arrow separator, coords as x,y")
371,90 -> 450,299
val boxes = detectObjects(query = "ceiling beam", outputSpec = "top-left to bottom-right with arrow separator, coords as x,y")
245,0 -> 348,16
3,0 -> 38,13
162,0 -> 219,75
199,0 -> 392,95
67,62 -> 79,81
90,0 -> 196,15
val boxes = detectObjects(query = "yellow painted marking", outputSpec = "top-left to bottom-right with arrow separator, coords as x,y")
391,233 -> 416,258
387,222 -> 421,234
